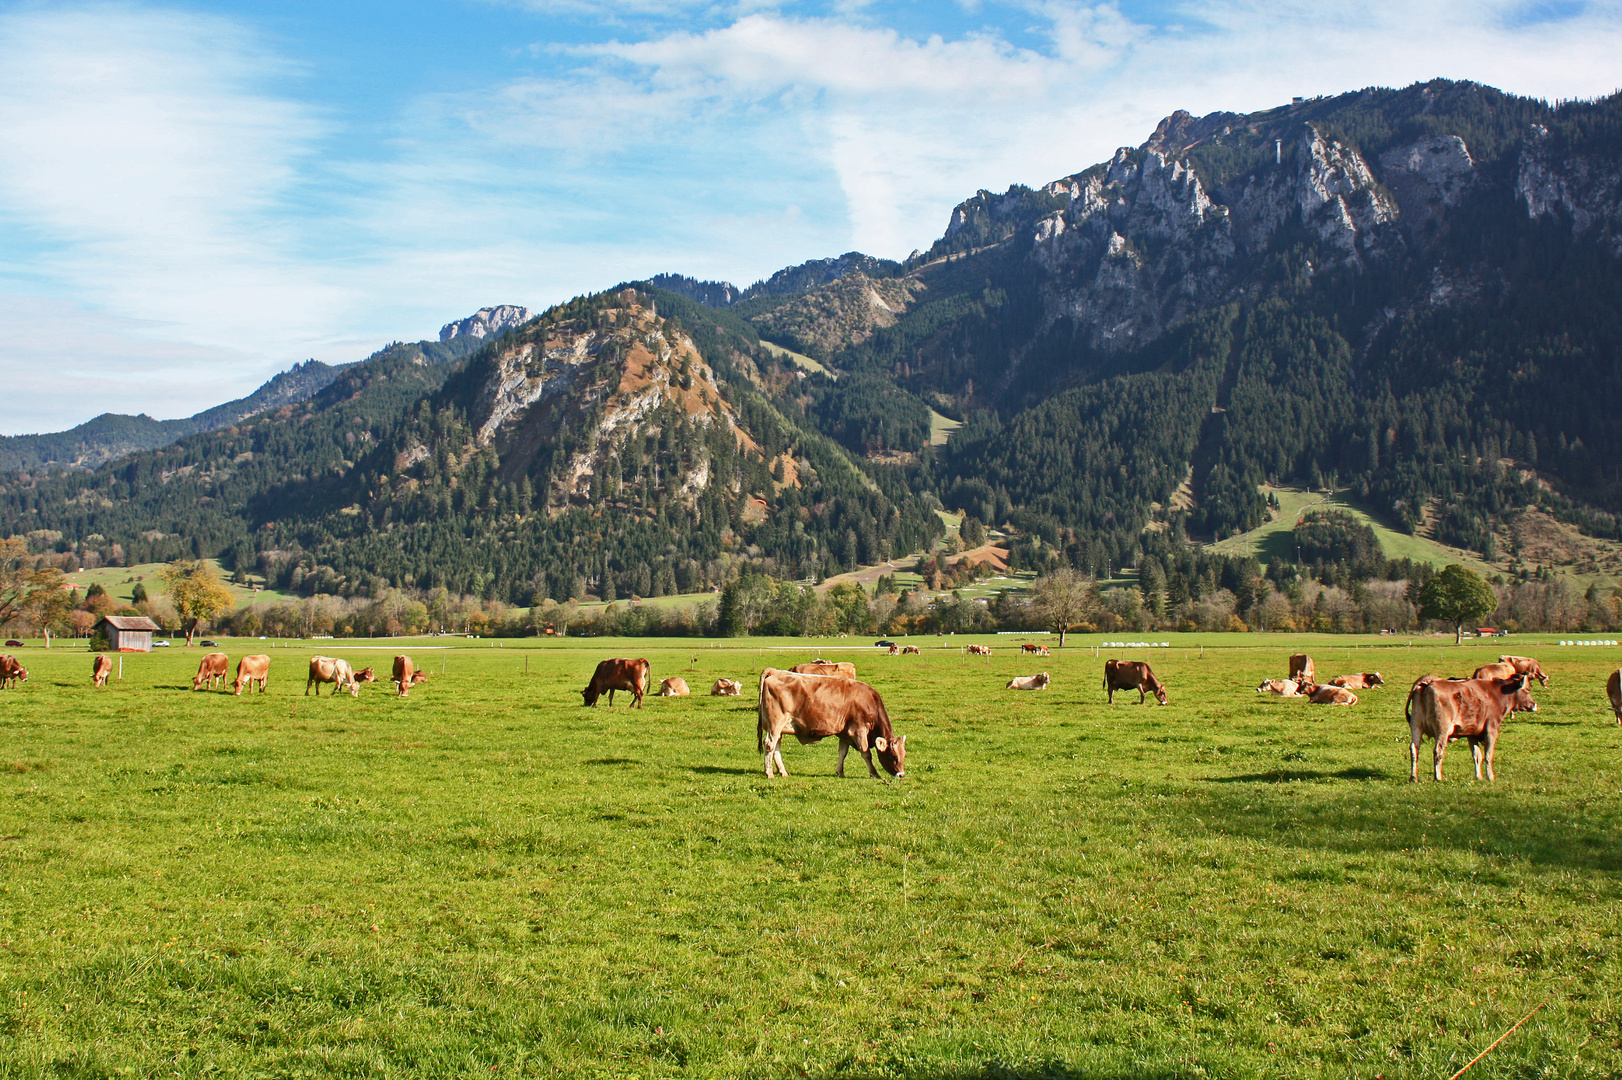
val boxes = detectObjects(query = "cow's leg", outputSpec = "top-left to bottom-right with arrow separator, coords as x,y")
1470,740 -> 1484,781
1483,731 -> 1498,782
1433,730 -> 1449,782
836,740 -> 849,778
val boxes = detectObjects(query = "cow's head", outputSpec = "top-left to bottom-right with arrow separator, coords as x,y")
411,671 -> 429,684
1149,677 -> 1168,705
357,667 -> 377,683
581,685 -> 599,706
873,734 -> 907,778
1499,673 -> 1537,714
1366,672 -> 1384,686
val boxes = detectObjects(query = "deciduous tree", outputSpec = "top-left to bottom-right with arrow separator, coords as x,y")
1029,567 -> 1098,647
159,560 -> 235,646
1417,564 -> 1497,645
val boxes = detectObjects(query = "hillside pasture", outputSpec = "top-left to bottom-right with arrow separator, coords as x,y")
1,634 -> 1620,1077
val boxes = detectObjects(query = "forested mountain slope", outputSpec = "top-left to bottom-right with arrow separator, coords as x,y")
4,79 -> 1622,599
0,288 -> 941,603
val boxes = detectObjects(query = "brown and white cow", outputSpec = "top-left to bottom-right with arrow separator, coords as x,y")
0,655 -> 26,689
658,677 -> 690,697
1256,678 -> 1305,697
1608,669 -> 1622,725
967,644 -> 991,658
193,652 -> 229,691
1288,654 -> 1315,685
1006,672 -> 1050,690
582,658 -> 649,707
888,644 -> 900,655
1409,674 -> 1538,782
306,656 -> 360,698
792,661 -> 857,677
901,645 -> 921,655
1473,655 -> 1549,687
1104,659 -> 1167,704
1021,643 -> 1051,656
92,654 -> 113,687
390,655 -> 419,697
234,655 -> 270,695
1308,685 -> 1358,706
757,668 -> 906,779
711,678 -> 742,696
1329,672 -> 1384,690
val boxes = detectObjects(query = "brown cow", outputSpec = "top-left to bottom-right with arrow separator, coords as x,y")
1329,672 -> 1384,690
1256,678 -> 1305,696
1104,659 -> 1167,704
306,656 -> 360,697
888,644 -> 900,655
1473,655 -> 1549,687
92,654 -> 113,687
1410,674 -> 1537,782
193,652 -> 229,691
901,645 -> 920,655
0,655 -> 26,689
357,667 -> 377,684
391,656 -> 418,697
658,677 -> 690,697
582,658 -> 649,707
966,644 -> 991,657
1021,643 -> 1051,656
1288,654 -> 1315,685
792,661 -> 857,677
1006,672 -> 1050,690
1308,685 -> 1358,706
234,655 -> 270,695
711,678 -> 742,696
757,668 -> 906,779
1608,669 -> 1622,725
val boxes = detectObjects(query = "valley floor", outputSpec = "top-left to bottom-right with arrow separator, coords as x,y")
2,634 -> 1619,1076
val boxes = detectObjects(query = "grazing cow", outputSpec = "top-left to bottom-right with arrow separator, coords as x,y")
757,668 -> 906,779
888,644 -> 899,655
1409,675 -> 1538,782
1608,669 -> 1622,725
1104,659 -> 1167,705
658,677 -> 690,697
0,656 -> 26,689
1256,678 -> 1305,697
1329,672 -> 1384,690
234,655 -> 270,695
1308,685 -> 1358,706
967,644 -> 991,658
1006,672 -> 1051,690
792,661 -> 858,677
582,658 -> 650,708
711,678 -> 742,696
901,645 -> 921,655
391,656 -> 419,697
193,652 -> 229,691
1021,643 -> 1051,656
1288,654 -> 1315,685
92,654 -> 113,687
1473,656 -> 1549,687
306,656 -> 360,698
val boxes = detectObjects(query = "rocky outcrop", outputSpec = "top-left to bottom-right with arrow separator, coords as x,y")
1517,124 -> 1622,256
468,291 -> 753,508
748,272 -> 924,358
439,305 -> 534,342
1380,135 -> 1474,238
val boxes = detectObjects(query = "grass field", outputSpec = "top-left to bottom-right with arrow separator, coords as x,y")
2,633 -> 1620,1077
61,560 -> 292,609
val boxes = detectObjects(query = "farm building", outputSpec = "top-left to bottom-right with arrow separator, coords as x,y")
97,615 -> 161,652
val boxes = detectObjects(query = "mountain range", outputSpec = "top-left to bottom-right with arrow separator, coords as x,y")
3,78 -> 1621,603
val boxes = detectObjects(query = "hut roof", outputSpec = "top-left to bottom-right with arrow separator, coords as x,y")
98,615 -> 161,631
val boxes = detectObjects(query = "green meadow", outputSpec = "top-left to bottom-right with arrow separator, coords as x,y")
1,633 -> 1620,1077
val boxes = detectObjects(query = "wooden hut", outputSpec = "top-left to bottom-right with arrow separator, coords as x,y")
97,615 -> 161,652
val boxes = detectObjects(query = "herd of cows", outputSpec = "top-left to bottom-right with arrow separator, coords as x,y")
4,639 -> 1622,786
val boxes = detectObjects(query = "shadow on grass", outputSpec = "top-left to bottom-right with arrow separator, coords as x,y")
1202,767 -> 1391,783
690,765 -> 757,776
581,758 -> 642,767
883,1064 -> 1187,1080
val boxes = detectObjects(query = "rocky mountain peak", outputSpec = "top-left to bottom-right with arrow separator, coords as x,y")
439,305 -> 535,342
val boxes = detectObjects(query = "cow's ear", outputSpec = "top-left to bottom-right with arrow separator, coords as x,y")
874,736 -> 888,752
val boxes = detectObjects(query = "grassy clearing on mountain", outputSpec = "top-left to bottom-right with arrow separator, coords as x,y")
60,559 -> 291,609
2,635 -> 1619,1077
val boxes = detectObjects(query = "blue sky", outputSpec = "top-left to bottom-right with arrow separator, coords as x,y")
0,0 -> 1619,433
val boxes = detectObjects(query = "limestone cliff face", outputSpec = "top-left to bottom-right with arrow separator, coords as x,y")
1517,124 -> 1622,257
465,290 -> 754,509
748,271 -> 924,357
439,305 -> 535,342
